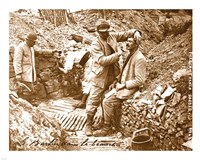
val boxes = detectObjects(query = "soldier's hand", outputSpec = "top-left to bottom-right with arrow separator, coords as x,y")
116,82 -> 126,91
134,31 -> 142,45
109,80 -> 118,90
109,83 -> 115,90
16,74 -> 22,81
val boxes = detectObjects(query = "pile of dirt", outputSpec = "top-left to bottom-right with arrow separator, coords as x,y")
9,93 -> 72,151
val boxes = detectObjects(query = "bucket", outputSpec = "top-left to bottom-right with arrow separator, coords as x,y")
132,128 -> 153,150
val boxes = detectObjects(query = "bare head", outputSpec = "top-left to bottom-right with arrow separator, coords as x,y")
126,37 -> 139,52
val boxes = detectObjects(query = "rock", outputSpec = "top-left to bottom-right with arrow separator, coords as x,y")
172,69 -> 190,82
161,85 -> 176,100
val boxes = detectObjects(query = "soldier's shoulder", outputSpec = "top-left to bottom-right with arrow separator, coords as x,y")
16,42 -> 26,48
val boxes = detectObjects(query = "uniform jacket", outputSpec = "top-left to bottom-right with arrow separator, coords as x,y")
90,29 -> 139,88
13,42 -> 53,82
116,49 -> 146,99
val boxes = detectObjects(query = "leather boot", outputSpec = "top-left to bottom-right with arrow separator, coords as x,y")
85,113 -> 94,136
73,94 -> 88,108
73,93 -> 83,100
93,123 -> 112,137
92,117 -> 104,130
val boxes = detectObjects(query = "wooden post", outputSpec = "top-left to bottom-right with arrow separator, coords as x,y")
64,9 -> 69,25
53,9 -> 57,26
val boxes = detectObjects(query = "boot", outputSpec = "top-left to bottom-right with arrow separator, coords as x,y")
92,117 -> 104,130
85,113 -> 94,136
93,123 -> 112,137
73,93 -> 83,100
73,94 -> 88,108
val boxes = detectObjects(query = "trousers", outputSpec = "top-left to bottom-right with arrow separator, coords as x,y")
102,92 -> 123,124
86,84 -> 105,114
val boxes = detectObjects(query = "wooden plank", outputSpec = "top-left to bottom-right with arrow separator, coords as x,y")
61,113 -> 74,128
75,115 -> 85,131
70,115 -> 82,131
66,114 -> 79,130
63,113 -> 76,129
79,116 -> 87,130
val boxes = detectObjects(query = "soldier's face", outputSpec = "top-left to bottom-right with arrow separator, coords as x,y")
126,37 -> 137,50
98,30 -> 110,40
27,39 -> 36,47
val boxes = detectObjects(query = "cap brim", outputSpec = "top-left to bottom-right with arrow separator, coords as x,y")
26,38 -> 37,42
98,28 -> 112,32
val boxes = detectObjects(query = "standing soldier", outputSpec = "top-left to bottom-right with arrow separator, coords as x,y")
13,32 -> 58,103
85,19 -> 142,136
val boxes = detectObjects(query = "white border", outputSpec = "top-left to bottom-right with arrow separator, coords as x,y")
1,0 -> 199,160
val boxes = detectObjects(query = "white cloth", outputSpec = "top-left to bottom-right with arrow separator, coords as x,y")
61,50 -> 88,73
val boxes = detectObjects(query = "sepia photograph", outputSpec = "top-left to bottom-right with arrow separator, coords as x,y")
8,8 -> 193,151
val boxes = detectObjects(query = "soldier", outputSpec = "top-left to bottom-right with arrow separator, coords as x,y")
85,19 -> 142,136
93,35 -> 147,136
13,32 -> 59,103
